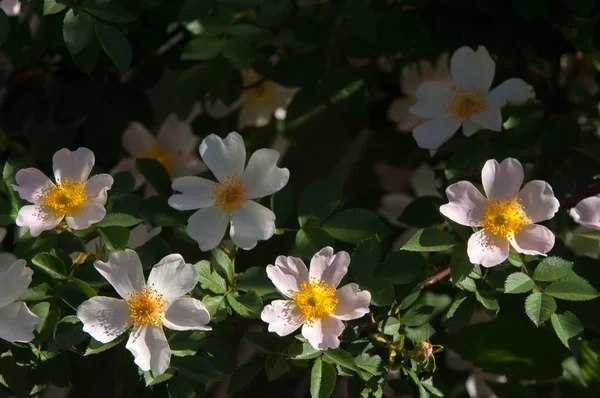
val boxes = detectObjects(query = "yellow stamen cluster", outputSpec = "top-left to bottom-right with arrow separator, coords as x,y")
243,80 -> 279,106
210,174 -> 248,213
126,285 -> 167,327
445,88 -> 487,118
481,195 -> 530,239
41,178 -> 87,215
291,277 -> 338,323
145,146 -> 176,175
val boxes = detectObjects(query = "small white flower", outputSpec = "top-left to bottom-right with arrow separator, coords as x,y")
440,158 -> 559,267
168,132 -> 290,251
111,114 -> 205,195
409,46 -> 535,150
261,247 -> 371,350
0,256 -> 40,342
77,249 -> 211,375
570,195 -> 600,230
12,147 -> 114,237
1,0 -> 20,16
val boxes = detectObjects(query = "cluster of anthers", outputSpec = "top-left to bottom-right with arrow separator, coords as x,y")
445,88 -> 487,118
480,195 -> 531,239
210,174 -> 248,213
291,277 -> 338,323
126,284 -> 167,327
40,178 -> 87,216
145,146 -> 176,176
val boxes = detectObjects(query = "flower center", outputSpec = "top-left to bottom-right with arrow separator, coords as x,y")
126,285 -> 166,327
41,178 -> 87,215
445,88 -> 487,118
145,146 -> 176,175
243,80 -> 279,106
481,195 -> 530,239
291,277 -> 338,323
210,174 -> 248,213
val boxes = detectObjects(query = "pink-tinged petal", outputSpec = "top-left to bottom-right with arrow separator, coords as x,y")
186,206 -> 229,251
16,205 -> 62,237
510,224 -> 555,256
122,122 -> 157,158
451,46 -> 495,91
157,114 -> 198,155
85,174 -> 114,205
53,147 -> 95,183
266,256 -> 309,296
94,249 -> 144,300
470,108 -> 502,132
570,196 -> 600,229
440,181 -> 487,226
163,298 -> 211,331
0,260 -> 32,308
1,0 -> 20,16
199,132 -> 246,180
110,158 -> 145,190
462,119 -> 483,137
147,255 -> 197,303
230,201 -> 276,250
388,99 -> 423,132
412,114 -> 463,150
301,316 -> 344,350
518,181 -> 559,223
308,247 -> 349,287
481,158 -> 523,198
169,176 -> 215,210
0,253 -> 17,268
0,302 -> 39,343
12,168 -> 53,204
408,81 -> 453,118
65,202 -> 106,230
334,283 -> 371,321
127,224 -> 162,249
76,297 -> 130,343
486,78 -> 534,108
242,149 -> 290,199
126,325 -> 171,375
261,300 -> 304,336
467,229 -> 510,268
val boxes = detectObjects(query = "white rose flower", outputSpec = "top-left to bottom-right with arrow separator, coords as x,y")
77,249 -> 211,375
261,247 -> 371,350
440,158 -> 559,267
168,131 -> 290,251
12,147 -> 114,237
570,195 -> 600,230
409,46 -> 535,150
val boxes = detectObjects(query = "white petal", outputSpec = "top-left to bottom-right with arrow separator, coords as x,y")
16,205 -> 62,237
199,132 -> 246,179
379,193 -> 413,225
201,98 -> 238,119
242,149 -> 290,199
266,256 -> 309,296
309,247 -> 349,287
157,114 -> 198,155
518,181 -> 560,223
53,147 -> 95,183
186,206 -> 230,251
147,255 -> 198,303
510,224 -> 555,256
334,283 -> 371,321
388,98 -> 422,131
467,229 -> 509,268
127,224 -> 162,249
301,316 -> 344,350
168,176 -> 215,210
451,46 -> 495,91
412,114 -> 463,150
85,174 -> 114,205
570,196 -> 600,229
110,158 -> 145,190
126,325 -> 171,375
76,297 -> 130,343
122,122 -> 157,158
439,181 -> 487,226
1,0 -> 20,16
12,168 -> 53,204
462,119 -> 483,137
94,249 -> 145,300
481,158 -> 523,198
0,260 -> 32,308
486,78 -> 534,108
0,302 -> 39,342
163,298 -> 211,331
65,202 -> 106,230
230,201 -> 276,250
173,154 -> 206,179
409,81 -> 453,118
411,163 -> 440,198
470,108 -> 502,132
261,300 -> 304,336
0,252 -> 17,268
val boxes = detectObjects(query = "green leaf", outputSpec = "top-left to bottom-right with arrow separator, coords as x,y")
72,36 -> 101,73
359,277 -> 394,306
402,228 -> 456,252
44,0 -> 69,15
265,354 -> 290,381
83,0 -> 136,23
351,235 -> 381,281
49,317 -> 89,351
63,8 -> 95,56
171,356 -> 223,383
237,267 -> 277,296
296,228 -> 335,259
323,208 -> 391,244
445,296 -> 477,334
288,341 -> 321,360
135,158 -> 172,197
397,196 -> 445,228
95,213 -> 143,228
222,39 -> 254,69
19,281 -> 53,302
0,9 -> 8,46
246,332 -> 288,355
71,277 -> 97,298
259,0 -> 293,26
31,302 -> 60,341
354,353 -> 385,376
475,286 -> 500,313
323,348 -> 358,372
378,317 -> 401,336
402,305 -> 434,326
504,272 -> 535,294
202,295 -> 229,323
93,19 -> 132,73
450,243 -> 475,284
167,378 -> 196,398
532,257 -> 573,282
85,333 -> 127,356
32,253 -> 67,280
140,196 -> 185,227
544,276 -> 600,301
3,160 -> 20,221
211,247 -> 234,284
227,291 -> 263,318
550,311 -> 584,349
298,178 -> 342,227
228,359 -> 264,394
311,358 -> 336,398
271,185 -> 293,228
181,37 -> 222,61
143,368 -> 176,387
525,291 -> 556,326
97,226 -> 130,251
375,251 -> 426,284
577,229 -> 600,240
507,251 -> 523,267
195,260 -> 227,294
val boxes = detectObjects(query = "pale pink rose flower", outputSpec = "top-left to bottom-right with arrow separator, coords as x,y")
570,195 -> 600,230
